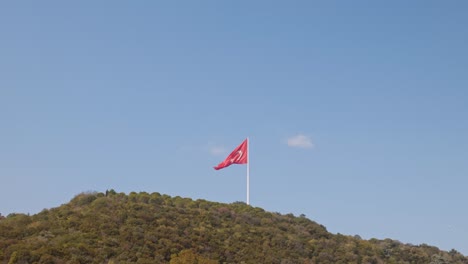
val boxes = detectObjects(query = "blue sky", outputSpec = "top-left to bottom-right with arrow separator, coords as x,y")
1,0 -> 468,255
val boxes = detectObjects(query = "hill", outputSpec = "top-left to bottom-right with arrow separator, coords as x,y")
0,191 -> 466,264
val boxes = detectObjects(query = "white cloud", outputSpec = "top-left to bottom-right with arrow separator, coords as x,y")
287,134 -> 314,149
209,146 -> 226,156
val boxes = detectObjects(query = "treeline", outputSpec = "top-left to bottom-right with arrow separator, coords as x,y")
0,191 -> 466,263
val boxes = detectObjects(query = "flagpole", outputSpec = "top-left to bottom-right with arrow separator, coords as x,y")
247,137 -> 250,205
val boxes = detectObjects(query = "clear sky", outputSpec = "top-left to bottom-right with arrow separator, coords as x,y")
1,0 -> 467,255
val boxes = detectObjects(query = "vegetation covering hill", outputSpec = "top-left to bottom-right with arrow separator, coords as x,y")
0,191 -> 466,264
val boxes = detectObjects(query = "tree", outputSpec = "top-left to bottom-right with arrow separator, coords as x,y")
170,249 -> 218,264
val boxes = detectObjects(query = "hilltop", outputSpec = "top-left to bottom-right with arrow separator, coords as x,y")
0,191 -> 466,264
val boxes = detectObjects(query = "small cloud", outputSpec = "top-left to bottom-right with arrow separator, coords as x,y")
287,134 -> 314,149
209,146 -> 226,156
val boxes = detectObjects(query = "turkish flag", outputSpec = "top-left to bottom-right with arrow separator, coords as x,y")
214,139 -> 248,170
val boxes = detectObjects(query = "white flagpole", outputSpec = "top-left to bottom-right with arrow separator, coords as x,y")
247,137 -> 250,205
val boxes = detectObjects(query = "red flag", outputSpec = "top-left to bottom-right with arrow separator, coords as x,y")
214,139 -> 248,170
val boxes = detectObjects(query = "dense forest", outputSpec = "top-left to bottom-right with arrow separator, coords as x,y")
0,191 -> 466,264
